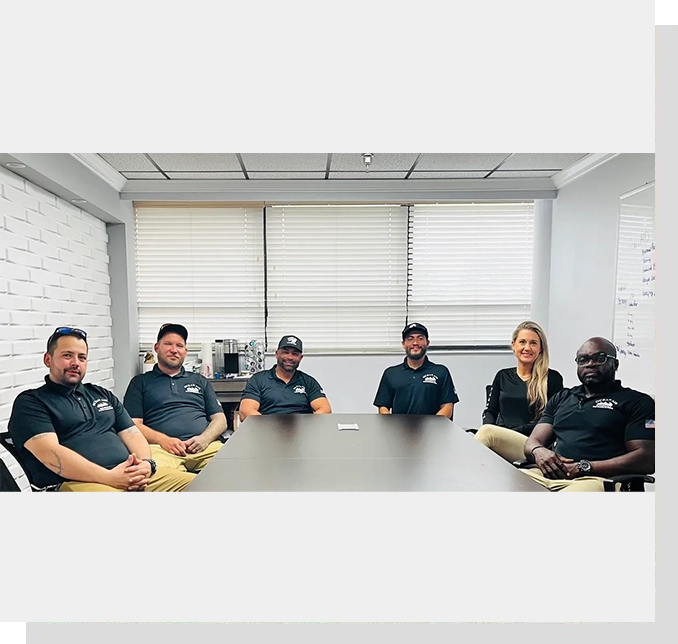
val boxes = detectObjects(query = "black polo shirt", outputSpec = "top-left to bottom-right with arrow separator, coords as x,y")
8,377 -> 135,488
539,380 -> 655,462
123,365 -> 223,441
240,366 -> 326,415
373,357 -> 459,415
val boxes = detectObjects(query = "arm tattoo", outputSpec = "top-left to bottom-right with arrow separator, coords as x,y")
118,426 -> 142,435
26,432 -> 56,443
47,450 -> 64,476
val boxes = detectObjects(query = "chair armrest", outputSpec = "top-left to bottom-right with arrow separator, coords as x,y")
602,474 -> 655,492
465,428 -> 478,434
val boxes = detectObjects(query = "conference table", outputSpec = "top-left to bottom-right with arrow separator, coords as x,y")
186,414 -> 547,492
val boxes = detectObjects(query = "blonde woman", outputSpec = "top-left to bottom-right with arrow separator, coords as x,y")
475,321 -> 564,463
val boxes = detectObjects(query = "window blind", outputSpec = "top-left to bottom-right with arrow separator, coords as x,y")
407,203 -> 534,346
265,205 -> 408,351
134,205 -> 265,343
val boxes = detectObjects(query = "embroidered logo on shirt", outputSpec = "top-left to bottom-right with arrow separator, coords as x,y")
92,398 -> 114,413
645,419 -> 655,429
184,384 -> 202,395
293,385 -> 306,395
422,374 -> 438,385
592,398 -> 618,410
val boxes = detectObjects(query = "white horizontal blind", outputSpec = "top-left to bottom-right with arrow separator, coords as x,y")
266,205 -> 408,351
408,203 -> 534,345
612,187 -> 655,395
134,206 -> 265,343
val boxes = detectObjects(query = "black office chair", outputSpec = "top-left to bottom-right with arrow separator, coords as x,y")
0,455 -> 21,492
465,385 -> 493,434
511,459 -> 655,492
0,432 -> 59,492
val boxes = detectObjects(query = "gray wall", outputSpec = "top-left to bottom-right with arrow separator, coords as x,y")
548,153 -> 655,386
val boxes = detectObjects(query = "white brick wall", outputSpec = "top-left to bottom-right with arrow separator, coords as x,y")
0,166 -> 114,491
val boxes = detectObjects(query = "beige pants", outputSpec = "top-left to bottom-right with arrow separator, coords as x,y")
151,440 -> 223,473
475,424 -> 613,492
59,466 -> 196,492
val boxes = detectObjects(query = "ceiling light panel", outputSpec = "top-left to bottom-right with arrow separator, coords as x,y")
166,172 -> 246,179
488,170 -> 559,178
328,171 -> 408,179
330,153 -> 419,172
99,153 -> 156,171
409,171 -> 488,179
240,153 -> 327,172
247,172 -> 326,179
149,153 -> 242,172
416,153 -> 511,171
498,153 -> 588,170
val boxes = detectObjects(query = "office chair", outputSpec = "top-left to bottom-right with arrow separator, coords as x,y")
0,455 -> 21,492
511,459 -> 655,492
465,384 -> 493,434
0,432 -> 59,492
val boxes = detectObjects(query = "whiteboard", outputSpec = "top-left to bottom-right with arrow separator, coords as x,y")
612,182 -> 655,395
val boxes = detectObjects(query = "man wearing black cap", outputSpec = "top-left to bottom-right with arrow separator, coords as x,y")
6,326 -> 195,491
239,335 -> 332,421
123,323 -> 227,473
373,323 -> 458,418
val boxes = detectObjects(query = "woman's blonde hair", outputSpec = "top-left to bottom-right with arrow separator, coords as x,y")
512,320 -> 550,419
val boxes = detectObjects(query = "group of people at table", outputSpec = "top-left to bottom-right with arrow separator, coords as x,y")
1,319 -> 655,493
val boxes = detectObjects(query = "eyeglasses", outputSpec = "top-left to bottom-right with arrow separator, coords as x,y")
574,352 -> 616,366
47,327 -> 88,345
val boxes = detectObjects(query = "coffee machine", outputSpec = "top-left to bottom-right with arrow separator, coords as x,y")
214,339 -> 240,376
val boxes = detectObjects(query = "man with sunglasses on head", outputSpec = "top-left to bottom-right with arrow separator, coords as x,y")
123,323 -> 227,473
487,336 -> 654,492
7,327 -> 195,492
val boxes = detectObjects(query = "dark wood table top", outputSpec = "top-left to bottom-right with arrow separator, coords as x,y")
186,413 -> 548,492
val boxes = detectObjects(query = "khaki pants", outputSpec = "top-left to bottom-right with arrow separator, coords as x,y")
59,466 -> 196,492
151,440 -> 223,473
475,424 -> 613,492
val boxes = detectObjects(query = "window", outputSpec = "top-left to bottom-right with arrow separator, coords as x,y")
407,203 -> 535,346
134,202 -> 537,351
265,205 -> 408,351
134,205 -> 264,343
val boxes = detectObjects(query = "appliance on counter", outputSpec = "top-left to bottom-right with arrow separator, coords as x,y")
213,339 -> 241,376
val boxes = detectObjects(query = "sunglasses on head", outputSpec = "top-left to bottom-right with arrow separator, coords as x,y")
575,351 -> 616,366
48,327 -> 88,344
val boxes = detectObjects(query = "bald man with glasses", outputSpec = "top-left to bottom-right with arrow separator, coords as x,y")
476,336 -> 655,491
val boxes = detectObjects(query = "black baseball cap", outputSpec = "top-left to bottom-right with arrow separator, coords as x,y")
402,322 -> 429,340
157,323 -> 188,342
277,335 -> 303,352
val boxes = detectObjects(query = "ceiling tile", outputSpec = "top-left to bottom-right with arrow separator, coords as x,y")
409,171 -> 488,179
99,154 -> 156,172
240,153 -> 327,172
248,172 -> 326,179
415,153 -> 510,171
166,172 -> 245,179
329,171 -> 408,179
330,153 -> 418,172
121,172 -> 167,179
498,153 -> 589,171
488,170 -> 558,178
148,153 -> 242,172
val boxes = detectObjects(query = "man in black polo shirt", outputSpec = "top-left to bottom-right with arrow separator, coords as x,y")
123,323 -> 227,473
239,335 -> 332,420
373,323 -> 458,418
7,327 -> 194,492
491,336 -> 654,492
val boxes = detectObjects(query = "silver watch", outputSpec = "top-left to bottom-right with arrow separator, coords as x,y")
576,459 -> 592,474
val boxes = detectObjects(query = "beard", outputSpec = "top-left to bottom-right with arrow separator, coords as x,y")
406,346 -> 427,360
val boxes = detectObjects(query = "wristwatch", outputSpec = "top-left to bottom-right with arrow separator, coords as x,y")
576,459 -> 592,475
143,458 -> 157,476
